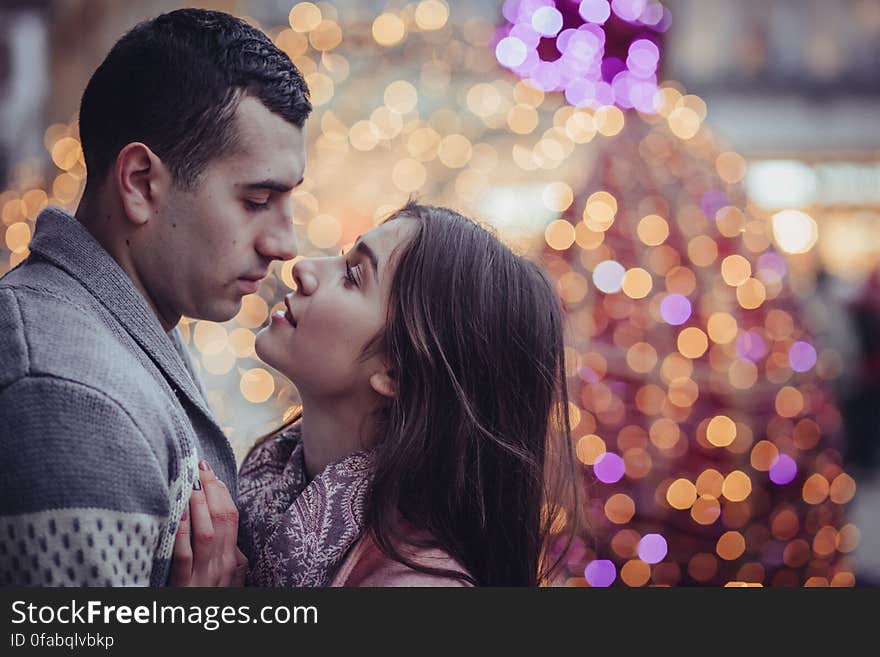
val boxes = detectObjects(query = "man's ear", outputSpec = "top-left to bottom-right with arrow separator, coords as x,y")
115,142 -> 169,226
369,369 -> 396,398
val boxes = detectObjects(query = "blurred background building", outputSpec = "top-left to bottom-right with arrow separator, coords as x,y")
1,0 -> 877,586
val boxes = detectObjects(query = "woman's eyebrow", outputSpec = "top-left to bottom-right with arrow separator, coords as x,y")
353,237 -> 379,275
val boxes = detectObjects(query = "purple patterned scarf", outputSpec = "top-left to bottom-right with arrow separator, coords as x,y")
237,424 -> 374,587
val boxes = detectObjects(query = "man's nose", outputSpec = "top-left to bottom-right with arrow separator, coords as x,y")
257,219 -> 299,262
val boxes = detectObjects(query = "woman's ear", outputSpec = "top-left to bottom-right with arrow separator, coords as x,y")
369,370 -> 396,398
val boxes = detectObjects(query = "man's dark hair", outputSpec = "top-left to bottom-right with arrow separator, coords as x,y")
79,8 -> 311,190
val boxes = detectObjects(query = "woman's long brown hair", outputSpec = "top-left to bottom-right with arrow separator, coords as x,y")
247,202 -> 581,586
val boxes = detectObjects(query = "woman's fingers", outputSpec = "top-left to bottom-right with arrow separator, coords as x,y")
216,480 -> 241,586
170,460 -> 241,587
199,461 -> 236,582
188,466 -> 216,583
170,505 -> 193,586
198,460 -> 240,586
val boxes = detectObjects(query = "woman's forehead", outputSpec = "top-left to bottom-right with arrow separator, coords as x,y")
362,217 -> 417,261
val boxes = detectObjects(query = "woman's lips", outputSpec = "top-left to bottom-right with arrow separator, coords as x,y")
271,310 -> 292,326
284,297 -> 297,327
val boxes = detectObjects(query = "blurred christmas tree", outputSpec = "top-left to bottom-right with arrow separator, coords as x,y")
545,116 -> 856,587
495,0 -> 858,586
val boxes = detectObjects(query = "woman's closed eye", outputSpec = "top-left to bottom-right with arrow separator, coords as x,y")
345,261 -> 363,288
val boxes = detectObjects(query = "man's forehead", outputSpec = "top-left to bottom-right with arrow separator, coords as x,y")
232,97 -> 305,154
233,95 -> 305,136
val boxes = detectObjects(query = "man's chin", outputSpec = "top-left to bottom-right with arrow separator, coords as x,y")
192,300 -> 241,325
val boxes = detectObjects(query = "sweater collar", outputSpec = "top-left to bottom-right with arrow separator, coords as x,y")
28,206 -> 215,420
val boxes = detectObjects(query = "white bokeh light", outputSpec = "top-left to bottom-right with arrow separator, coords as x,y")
592,260 -> 626,293
771,209 -> 819,254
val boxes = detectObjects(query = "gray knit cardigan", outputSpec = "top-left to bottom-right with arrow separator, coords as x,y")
0,207 -> 237,586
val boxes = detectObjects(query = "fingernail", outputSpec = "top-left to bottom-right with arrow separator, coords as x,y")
199,460 -> 212,472
181,508 -> 189,521
193,478 -> 202,491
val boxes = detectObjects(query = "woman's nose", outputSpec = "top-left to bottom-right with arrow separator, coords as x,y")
291,259 -> 318,295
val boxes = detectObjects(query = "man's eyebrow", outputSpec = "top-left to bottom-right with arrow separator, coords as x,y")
240,177 -> 304,193
353,236 -> 379,275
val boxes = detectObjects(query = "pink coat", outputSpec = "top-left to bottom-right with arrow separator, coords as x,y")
330,533 -> 473,587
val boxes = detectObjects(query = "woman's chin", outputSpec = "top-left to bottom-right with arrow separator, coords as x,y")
254,330 -> 298,381
254,328 -> 277,366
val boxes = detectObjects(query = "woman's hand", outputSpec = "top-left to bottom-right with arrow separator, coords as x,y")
171,460 -> 248,586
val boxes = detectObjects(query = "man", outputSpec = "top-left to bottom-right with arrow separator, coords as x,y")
0,9 -> 310,586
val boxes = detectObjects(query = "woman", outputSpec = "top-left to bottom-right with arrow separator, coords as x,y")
174,202 -> 579,587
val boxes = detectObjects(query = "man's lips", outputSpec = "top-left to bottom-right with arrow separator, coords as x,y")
238,272 -> 268,294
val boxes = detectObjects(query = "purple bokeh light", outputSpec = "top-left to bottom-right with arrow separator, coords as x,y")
594,81 -> 615,105
630,79 -> 659,113
639,2 -> 665,26
736,330 -> 768,362
789,341 -> 818,373
612,0 -> 647,23
701,191 -> 730,221
654,7 -> 673,32
565,78 -> 597,107
637,534 -> 668,564
769,454 -> 798,485
556,27 -> 577,52
531,61 -> 562,91
520,0 -> 555,20
509,21 -> 542,47
762,540 -> 786,568
758,252 -> 787,284
611,71 -> 635,108
584,559 -> 617,587
498,0 -> 666,111
565,26 -> 605,63
660,294 -> 692,326
514,50 -> 541,76
594,451 -> 625,483
502,0 -> 522,23
627,39 -> 660,77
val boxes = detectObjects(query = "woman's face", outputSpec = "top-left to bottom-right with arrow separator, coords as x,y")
255,217 -> 416,399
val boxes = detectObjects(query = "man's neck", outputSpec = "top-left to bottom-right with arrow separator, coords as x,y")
75,195 -> 179,331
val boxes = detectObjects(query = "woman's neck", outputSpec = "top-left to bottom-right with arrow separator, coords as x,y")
298,398 -> 377,480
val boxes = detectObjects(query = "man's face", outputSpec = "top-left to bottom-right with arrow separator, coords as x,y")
139,96 -> 306,325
